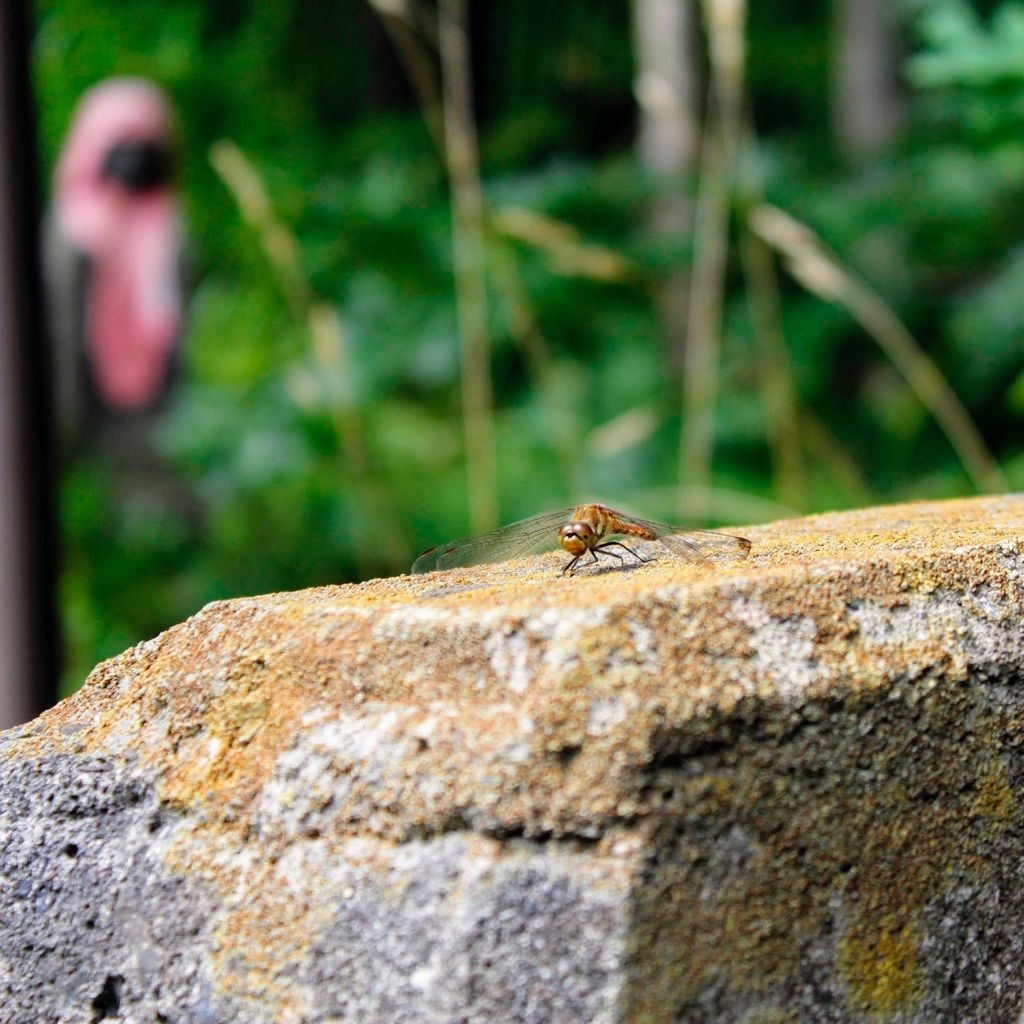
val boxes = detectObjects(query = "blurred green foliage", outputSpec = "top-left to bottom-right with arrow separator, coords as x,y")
32,0 -> 1024,691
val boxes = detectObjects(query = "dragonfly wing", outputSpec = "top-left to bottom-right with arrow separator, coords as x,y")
609,510 -> 752,562
653,529 -> 752,561
412,509 -> 574,573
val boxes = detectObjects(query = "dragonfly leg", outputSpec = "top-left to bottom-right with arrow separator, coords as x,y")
561,553 -> 583,576
575,547 -> 622,574
596,541 -> 648,564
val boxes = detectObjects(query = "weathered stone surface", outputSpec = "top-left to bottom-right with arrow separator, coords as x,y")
2,494 -> 1024,1023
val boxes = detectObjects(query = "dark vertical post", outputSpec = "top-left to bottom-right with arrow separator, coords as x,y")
0,0 -> 59,728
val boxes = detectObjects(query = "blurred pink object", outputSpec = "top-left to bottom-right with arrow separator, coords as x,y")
54,78 -> 182,412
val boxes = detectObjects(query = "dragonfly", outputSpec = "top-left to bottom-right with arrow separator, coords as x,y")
412,503 -> 752,576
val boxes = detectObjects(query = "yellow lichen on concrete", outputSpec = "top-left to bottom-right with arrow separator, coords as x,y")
837,913 -> 923,1016
973,755 -> 1016,833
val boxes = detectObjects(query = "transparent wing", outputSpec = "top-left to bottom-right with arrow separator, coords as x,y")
412,509 -> 574,573
608,509 -> 752,562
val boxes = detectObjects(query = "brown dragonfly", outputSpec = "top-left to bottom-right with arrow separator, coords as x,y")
412,502 -> 752,576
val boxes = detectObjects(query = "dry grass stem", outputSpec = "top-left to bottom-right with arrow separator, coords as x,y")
735,125 -> 807,511
751,204 -> 1007,494
492,207 -> 639,284
210,140 -> 406,573
210,140 -> 308,316
438,0 -> 498,534
739,225 -> 807,509
488,239 -> 583,497
367,0 -> 446,156
678,0 -> 748,520
633,0 -> 700,368
679,121 -> 729,520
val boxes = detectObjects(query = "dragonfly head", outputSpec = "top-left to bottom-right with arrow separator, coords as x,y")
559,521 -> 595,555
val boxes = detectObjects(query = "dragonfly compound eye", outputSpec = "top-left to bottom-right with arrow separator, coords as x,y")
559,524 -> 588,555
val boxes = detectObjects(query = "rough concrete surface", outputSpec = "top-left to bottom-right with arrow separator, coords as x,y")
2,494 -> 1024,1023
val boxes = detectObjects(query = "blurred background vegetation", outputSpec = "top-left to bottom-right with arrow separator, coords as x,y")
31,0 -> 1024,691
